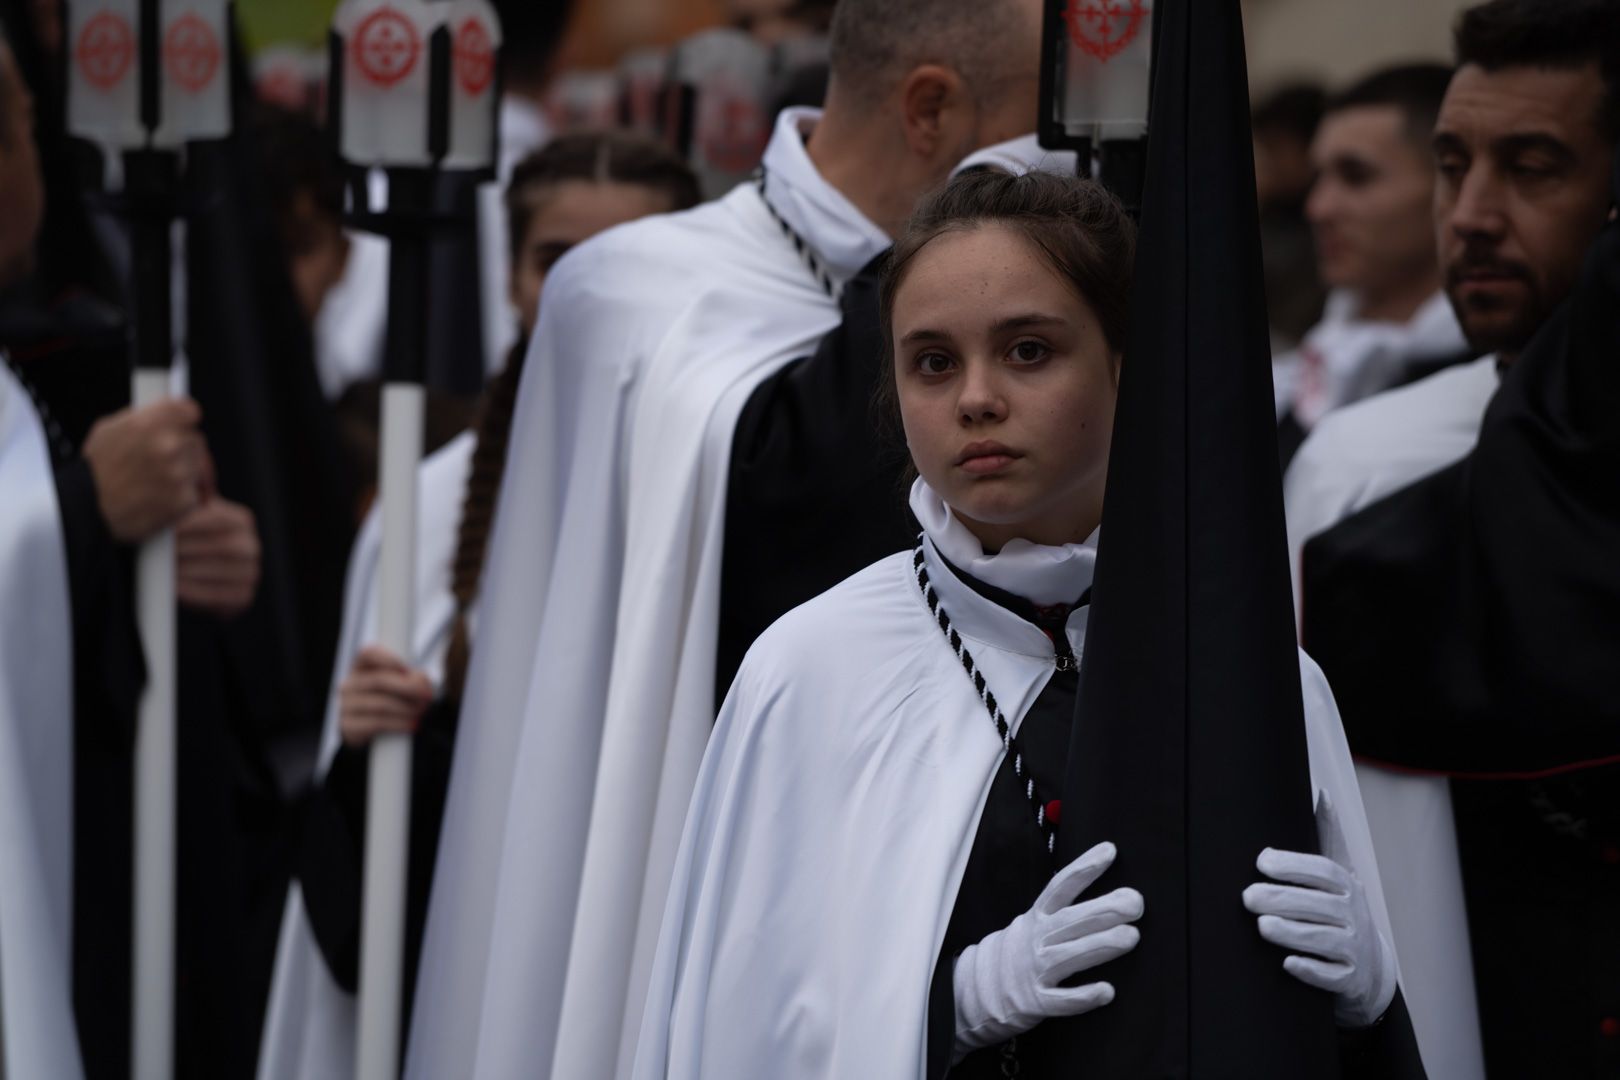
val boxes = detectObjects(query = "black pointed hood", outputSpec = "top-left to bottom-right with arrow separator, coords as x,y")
1055,0 -> 1338,1073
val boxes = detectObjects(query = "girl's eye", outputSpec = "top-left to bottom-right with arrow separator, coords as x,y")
916,352 -> 954,376
1009,340 -> 1049,364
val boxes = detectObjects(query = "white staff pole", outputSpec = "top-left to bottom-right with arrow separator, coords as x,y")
330,2 -> 499,1075
64,3 -> 231,1077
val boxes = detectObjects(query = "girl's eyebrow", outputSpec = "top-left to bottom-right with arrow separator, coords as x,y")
990,313 -> 1066,334
900,313 -> 1067,347
899,326 -> 953,345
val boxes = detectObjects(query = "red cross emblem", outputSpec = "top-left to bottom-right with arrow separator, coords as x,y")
164,13 -> 221,94
1063,0 -> 1147,63
453,17 -> 494,96
75,11 -> 135,91
353,7 -> 421,88
701,92 -> 767,173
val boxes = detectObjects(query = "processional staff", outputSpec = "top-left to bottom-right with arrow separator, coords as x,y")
325,2 -> 501,1076
63,3 -> 232,1077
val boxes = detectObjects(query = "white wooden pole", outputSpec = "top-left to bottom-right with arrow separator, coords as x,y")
355,382 -> 423,1080
131,365 -> 175,1080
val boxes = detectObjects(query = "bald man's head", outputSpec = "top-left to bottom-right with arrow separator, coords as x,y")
828,0 -> 1041,111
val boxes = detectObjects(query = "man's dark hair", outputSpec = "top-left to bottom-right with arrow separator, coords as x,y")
504,131 -> 702,260
1454,0 -> 1620,142
828,0 -> 1035,107
1251,83 -> 1327,147
1327,63 -> 1454,149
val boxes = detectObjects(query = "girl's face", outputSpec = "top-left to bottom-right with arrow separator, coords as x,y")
509,180 -> 674,338
892,223 -> 1120,551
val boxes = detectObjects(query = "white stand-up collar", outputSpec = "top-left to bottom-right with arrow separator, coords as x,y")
758,107 -> 891,284
909,478 -> 1099,607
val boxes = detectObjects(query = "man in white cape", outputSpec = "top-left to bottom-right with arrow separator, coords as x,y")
407,2 -> 1054,1076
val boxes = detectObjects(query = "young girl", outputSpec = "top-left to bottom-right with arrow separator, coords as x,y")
258,132 -> 700,1076
633,169 -> 1397,1078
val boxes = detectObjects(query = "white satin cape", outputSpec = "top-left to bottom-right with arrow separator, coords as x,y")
405,105 -> 890,1080
632,530 -> 1396,1079
1284,357 -> 1501,1080
255,430 -> 473,1078
0,363 -> 82,1077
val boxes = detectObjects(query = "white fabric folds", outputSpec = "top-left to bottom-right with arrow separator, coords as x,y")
406,107 -> 888,1080
0,363 -> 82,1078
908,477 -> 1098,606
632,532 -> 1396,1079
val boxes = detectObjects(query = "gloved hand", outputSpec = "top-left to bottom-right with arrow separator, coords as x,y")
953,840 -> 1143,1058
1242,792 -> 1397,1028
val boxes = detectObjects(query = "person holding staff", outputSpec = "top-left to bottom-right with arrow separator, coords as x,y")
258,132 -> 699,1079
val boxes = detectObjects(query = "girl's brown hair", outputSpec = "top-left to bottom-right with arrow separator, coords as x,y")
874,168 -> 1137,447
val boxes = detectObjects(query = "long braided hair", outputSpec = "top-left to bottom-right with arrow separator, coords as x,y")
439,132 -> 701,702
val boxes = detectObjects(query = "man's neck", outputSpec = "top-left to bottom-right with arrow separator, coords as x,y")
1355,270 -> 1441,325
804,109 -> 912,239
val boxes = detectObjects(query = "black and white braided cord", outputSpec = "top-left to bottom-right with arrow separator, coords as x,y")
755,167 -> 842,301
2,351 -> 74,461
913,544 -> 1060,855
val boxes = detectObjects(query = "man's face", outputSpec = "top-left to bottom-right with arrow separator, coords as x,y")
1306,105 -> 1438,299
0,41 -> 44,288
1433,63 -> 1614,359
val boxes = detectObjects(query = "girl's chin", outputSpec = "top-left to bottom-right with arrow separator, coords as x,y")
948,493 -> 1045,532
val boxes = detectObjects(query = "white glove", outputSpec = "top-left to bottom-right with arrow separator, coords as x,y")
1242,792 -> 1397,1028
953,840 -> 1144,1058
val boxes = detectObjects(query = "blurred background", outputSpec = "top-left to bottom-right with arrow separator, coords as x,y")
236,0 -> 1477,111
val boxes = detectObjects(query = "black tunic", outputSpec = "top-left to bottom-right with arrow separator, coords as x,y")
922,564 -> 1086,1079
716,253 -> 916,705
297,692 -> 460,1036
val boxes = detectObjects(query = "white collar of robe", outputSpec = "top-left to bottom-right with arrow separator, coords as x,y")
910,476 -> 1100,608
759,107 -> 891,284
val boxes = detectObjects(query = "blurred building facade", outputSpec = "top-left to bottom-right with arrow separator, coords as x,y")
1244,0 -> 1473,91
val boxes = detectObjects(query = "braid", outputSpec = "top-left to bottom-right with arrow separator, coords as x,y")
440,338 -> 528,703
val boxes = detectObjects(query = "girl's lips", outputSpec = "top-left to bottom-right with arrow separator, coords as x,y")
959,453 -> 1019,475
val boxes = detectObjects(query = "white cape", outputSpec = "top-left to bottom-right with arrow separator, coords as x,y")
1284,357 -> 1501,1080
256,431 -> 473,1079
1272,289 -> 1466,425
406,107 -> 889,1080
633,537 -> 1396,1079
0,363 -> 82,1078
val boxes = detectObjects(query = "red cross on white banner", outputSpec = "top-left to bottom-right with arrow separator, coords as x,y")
1064,0 -> 1148,62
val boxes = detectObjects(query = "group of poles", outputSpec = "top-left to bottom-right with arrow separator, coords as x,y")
62,1 -> 500,1076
